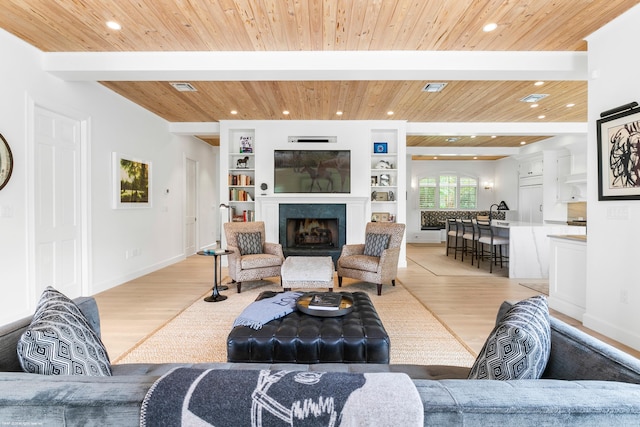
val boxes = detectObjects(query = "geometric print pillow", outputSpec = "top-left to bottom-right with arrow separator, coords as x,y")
237,232 -> 263,255
363,233 -> 390,257
17,287 -> 112,376
468,295 -> 551,380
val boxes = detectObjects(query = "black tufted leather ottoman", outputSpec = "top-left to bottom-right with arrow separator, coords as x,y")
227,291 -> 390,363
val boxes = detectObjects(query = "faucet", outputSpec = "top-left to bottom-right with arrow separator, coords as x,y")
489,203 -> 499,222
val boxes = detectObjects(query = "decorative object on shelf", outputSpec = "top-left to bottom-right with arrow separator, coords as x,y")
375,159 -> 392,169
388,190 -> 395,201
0,133 -> 13,191
371,212 -> 390,222
371,191 -> 377,201
375,191 -> 389,201
373,142 -> 388,153
596,102 -> 640,200
236,156 -> 250,169
371,176 -> 378,185
112,152 -> 151,209
379,174 -> 391,186
239,135 -> 253,153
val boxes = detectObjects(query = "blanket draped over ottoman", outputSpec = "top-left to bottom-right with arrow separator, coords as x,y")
140,367 -> 423,427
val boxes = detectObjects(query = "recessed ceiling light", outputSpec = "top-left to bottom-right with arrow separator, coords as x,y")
538,115 -> 546,119
230,110 -> 238,115
566,103 -> 575,108
422,82 -> 448,92
470,135 -> 476,139
534,81 -> 545,86
530,104 -> 539,108
283,110 -> 290,115
473,156 -> 478,160
445,137 -> 460,142
520,141 -> 526,145
483,23 -> 498,32
521,94 -> 549,103
106,21 -> 121,30
169,82 -> 197,92
336,111 -> 343,116
387,111 -> 394,116
433,156 -> 438,159
491,135 -> 497,139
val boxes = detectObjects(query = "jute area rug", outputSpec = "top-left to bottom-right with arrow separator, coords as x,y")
114,277 -> 475,367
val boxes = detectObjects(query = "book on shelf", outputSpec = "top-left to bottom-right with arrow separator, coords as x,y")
308,293 -> 342,311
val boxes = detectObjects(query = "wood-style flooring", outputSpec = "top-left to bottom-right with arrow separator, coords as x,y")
94,243 -> 640,361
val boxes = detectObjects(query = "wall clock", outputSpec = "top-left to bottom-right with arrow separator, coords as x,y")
0,133 -> 13,191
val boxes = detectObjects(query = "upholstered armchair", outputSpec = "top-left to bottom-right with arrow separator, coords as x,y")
337,222 -> 406,296
223,221 -> 285,293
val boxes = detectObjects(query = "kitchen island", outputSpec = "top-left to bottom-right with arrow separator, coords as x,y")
491,221 -> 586,279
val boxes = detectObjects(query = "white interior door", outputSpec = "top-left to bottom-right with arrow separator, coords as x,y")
185,157 -> 197,255
33,106 -> 82,298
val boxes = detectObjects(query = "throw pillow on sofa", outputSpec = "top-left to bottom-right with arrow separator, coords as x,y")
468,295 -> 551,380
237,232 -> 263,255
363,233 -> 390,257
17,286 -> 112,376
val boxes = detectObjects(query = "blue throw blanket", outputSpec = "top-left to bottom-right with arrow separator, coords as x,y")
233,291 -> 303,330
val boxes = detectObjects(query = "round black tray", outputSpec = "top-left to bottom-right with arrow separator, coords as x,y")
296,292 -> 354,317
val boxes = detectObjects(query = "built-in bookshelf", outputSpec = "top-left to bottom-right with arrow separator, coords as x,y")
370,130 -> 398,223
228,129 -> 255,222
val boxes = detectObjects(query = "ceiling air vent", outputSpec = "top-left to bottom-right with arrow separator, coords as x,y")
422,83 -> 448,92
170,82 -> 198,92
520,94 -> 548,103
288,136 -> 337,143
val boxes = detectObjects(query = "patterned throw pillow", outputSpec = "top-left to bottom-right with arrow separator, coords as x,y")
17,287 -> 112,376
363,233 -> 391,257
237,232 -> 263,255
468,295 -> 551,380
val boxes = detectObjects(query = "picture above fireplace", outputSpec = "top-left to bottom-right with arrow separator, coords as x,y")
274,150 -> 350,193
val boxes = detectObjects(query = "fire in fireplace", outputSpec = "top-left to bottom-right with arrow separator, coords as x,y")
286,218 -> 338,249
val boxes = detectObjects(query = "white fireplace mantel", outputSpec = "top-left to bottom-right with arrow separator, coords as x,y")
256,195 -> 369,244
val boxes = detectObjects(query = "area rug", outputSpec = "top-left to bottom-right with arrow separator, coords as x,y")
115,277 -> 475,367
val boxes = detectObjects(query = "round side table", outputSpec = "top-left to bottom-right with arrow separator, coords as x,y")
197,250 -> 232,302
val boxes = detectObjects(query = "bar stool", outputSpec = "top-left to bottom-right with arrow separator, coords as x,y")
445,218 -> 464,259
476,222 -> 509,273
461,219 -> 478,265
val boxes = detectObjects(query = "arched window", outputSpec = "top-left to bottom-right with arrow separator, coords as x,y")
419,174 -> 477,209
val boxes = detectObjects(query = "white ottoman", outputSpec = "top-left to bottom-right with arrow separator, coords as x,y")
281,256 -> 335,291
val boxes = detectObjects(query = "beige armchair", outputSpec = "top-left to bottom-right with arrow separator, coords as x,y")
337,222 -> 405,296
223,221 -> 285,293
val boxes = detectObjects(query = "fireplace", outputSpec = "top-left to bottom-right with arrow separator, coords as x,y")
279,204 -> 346,264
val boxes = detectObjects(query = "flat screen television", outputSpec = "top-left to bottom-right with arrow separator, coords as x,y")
274,150 -> 350,193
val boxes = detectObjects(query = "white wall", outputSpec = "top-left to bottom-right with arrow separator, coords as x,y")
406,158 -> 519,241
0,29 -> 217,323
583,4 -> 640,350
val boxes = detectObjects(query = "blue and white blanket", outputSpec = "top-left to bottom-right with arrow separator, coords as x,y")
232,291 -> 303,330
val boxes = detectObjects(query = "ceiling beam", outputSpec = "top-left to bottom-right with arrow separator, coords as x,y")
44,51 -> 587,82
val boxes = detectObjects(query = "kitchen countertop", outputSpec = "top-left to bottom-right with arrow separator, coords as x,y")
548,234 -> 587,242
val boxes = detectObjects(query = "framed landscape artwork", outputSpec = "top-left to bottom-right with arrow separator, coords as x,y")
113,152 -> 152,209
597,106 -> 640,200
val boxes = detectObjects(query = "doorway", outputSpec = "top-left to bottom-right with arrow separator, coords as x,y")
31,104 -> 86,300
184,157 -> 198,255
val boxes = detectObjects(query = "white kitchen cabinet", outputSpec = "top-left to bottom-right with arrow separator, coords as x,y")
548,236 -> 587,321
519,158 -> 544,178
518,185 -> 543,223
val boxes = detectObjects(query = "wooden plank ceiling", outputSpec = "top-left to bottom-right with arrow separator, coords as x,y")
1,0 -> 638,150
